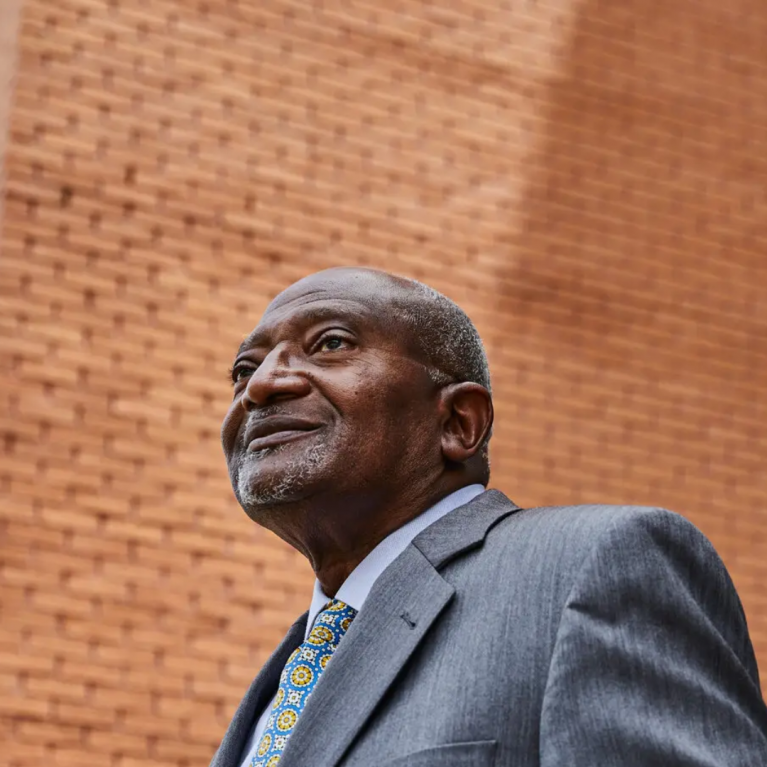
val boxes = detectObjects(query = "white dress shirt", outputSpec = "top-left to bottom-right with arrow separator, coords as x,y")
239,484 -> 485,766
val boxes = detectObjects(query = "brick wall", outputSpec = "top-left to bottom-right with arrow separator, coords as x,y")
2,0 -> 767,764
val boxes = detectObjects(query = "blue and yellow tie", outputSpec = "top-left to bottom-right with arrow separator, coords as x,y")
251,599 -> 357,767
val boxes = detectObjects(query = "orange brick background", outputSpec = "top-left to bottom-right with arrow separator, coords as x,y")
2,0 -> 767,764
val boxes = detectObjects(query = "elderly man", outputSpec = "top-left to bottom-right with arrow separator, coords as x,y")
211,267 -> 767,767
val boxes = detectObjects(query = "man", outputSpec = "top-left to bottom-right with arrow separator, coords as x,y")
212,267 -> 767,767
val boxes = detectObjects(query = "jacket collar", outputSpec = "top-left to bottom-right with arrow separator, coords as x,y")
412,488 -> 521,569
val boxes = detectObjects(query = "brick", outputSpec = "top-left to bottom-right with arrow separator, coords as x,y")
30,592 -> 96,620
52,701 -> 119,728
122,711 -> 183,738
154,738 -> 217,760
0,651 -> 55,675
86,730 -> 150,756
24,676 -> 87,704
0,694 -> 49,718
14,720 -> 84,747
57,660 -> 122,687
50,747 -> 111,767
3,742 -> 48,763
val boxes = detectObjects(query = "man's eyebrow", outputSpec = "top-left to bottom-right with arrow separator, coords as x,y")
236,331 -> 264,357
234,303 -> 368,357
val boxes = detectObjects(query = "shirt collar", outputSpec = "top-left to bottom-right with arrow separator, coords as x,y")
305,484 -> 485,637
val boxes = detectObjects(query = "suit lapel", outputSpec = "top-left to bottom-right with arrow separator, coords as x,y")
412,489 -> 521,568
278,490 -> 522,767
210,613 -> 308,767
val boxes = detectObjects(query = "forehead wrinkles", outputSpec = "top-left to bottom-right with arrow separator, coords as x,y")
237,295 -> 387,356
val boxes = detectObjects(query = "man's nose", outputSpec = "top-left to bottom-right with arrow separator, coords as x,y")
240,348 -> 311,410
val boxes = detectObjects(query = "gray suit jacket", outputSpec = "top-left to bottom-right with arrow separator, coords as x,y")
211,490 -> 767,766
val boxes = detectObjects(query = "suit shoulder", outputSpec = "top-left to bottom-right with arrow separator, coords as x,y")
472,497 -> 751,673
485,501 -> 722,582
503,502 -> 707,545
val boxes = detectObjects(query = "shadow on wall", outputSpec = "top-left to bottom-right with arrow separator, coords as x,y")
508,0 -> 767,381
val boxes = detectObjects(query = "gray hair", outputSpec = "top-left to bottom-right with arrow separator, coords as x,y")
399,280 -> 491,392
394,278 -> 492,482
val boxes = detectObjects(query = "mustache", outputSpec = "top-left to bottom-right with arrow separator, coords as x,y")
239,406 -> 298,447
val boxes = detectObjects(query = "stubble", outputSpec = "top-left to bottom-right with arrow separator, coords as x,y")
235,438 -> 331,508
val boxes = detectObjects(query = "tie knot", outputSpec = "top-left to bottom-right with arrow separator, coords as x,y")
323,598 -> 356,615
305,599 -> 357,647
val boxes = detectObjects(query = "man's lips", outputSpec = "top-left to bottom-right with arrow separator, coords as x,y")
243,416 -> 322,453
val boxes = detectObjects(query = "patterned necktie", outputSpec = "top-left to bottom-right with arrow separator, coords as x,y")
251,599 -> 358,767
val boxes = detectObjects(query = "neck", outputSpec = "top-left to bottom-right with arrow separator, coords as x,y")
250,477 -> 476,597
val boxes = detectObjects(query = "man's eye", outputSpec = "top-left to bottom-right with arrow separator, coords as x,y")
318,336 -> 347,352
232,365 -> 256,383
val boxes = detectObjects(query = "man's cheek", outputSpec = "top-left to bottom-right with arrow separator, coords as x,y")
220,409 -> 241,455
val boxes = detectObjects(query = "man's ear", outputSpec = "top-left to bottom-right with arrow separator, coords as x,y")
439,383 -> 493,464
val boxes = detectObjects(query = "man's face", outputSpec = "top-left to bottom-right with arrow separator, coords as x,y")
221,271 -> 440,519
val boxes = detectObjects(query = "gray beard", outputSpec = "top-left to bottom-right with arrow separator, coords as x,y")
235,439 -> 330,509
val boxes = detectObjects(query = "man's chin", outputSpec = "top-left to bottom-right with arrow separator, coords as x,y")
233,441 -> 330,511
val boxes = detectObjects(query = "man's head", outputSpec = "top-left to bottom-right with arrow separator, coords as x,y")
220,267 -> 493,538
